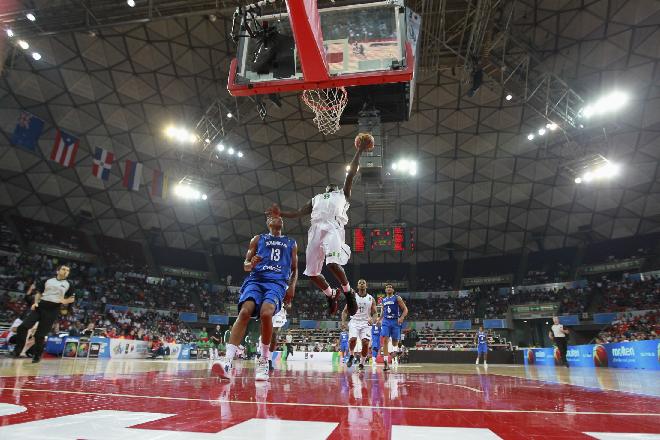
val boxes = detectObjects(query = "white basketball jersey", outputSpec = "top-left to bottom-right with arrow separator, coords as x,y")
311,190 -> 349,227
351,293 -> 374,323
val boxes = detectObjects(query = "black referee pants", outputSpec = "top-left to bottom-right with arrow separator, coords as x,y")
13,300 -> 61,359
555,337 -> 568,365
286,343 -> 294,358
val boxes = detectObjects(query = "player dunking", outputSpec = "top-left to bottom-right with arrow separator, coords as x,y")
342,279 -> 376,370
212,215 -> 297,381
475,326 -> 488,365
267,133 -> 374,317
380,283 -> 408,371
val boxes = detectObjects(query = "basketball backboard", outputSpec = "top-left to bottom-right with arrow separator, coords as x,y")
227,0 -> 419,124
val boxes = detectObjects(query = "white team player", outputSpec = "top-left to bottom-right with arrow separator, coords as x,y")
268,133 -> 374,317
341,279 -> 376,370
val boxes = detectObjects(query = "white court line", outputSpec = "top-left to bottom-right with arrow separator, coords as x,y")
432,382 -> 483,393
0,387 -> 658,417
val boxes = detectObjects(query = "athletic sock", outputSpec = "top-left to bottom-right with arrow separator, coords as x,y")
342,283 -> 351,293
226,343 -> 238,362
323,286 -> 334,297
260,343 -> 270,361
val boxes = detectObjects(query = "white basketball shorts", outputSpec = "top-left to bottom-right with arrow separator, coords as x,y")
303,223 -> 351,276
348,320 -> 371,341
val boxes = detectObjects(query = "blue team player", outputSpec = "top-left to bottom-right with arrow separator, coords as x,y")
475,326 -> 488,365
370,322 -> 381,366
339,327 -> 349,363
212,215 -> 298,382
379,283 -> 408,371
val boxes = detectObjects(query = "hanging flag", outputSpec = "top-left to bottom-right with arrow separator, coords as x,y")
11,111 -> 45,152
122,160 -> 143,191
151,169 -> 169,199
92,147 -> 114,181
50,129 -> 80,168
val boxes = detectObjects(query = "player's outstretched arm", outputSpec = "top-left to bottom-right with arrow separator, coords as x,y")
268,201 -> 313,219
243,235 -> 261,272
397,296 -> 409,324
285,242 -> 298,305
343,146 -> 366,199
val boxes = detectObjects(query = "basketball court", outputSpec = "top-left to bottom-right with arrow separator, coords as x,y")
1,358 -> 659,439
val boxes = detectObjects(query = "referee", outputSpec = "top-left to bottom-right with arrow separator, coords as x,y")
549,316 -> 570,368
12,265 -> 75,363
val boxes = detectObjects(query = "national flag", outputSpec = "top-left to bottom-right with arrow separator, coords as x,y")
92,147 -> 114,181
10,111 -> 45,152
122,160 -> 143,191
50,129 -> 80,167
151,169 -> 169,199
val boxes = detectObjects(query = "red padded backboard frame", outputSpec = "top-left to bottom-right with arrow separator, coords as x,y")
227,0 -> 415,97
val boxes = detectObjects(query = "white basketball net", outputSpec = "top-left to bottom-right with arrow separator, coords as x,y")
301,87 -> 348,135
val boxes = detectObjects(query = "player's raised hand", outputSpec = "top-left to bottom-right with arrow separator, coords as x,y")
265,203 -> 281,217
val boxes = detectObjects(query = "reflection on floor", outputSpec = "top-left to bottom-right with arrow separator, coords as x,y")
0,358 -> 659,439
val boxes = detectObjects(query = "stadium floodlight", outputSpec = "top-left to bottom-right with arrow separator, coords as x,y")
226,112 -> 233,118
538,128 -> 546,136
574,160 -> 620,185
31,52 -> 41,60
201,194 -> 208,201
205,138 -> 211,144
18,40 -> 29,50
127,0 -> 136,7
228,148 -> 235,155
26,13 -> 36,21
527,134 -> 535,140
546,123 -> 558,131
392,159 -> 418,176
505,94 -> 512,101
579,91 -> 629,119
173,183 -> 205,201
216,143 -> 224,152
237,151 -> 244,158
164,125 -> 198,143
6,29 -> 13,37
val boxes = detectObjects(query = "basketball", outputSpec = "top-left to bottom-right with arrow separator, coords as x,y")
593,345 -> 608,367
355,132 -> 375,151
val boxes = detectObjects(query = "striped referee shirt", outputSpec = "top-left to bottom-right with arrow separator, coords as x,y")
39,277 -> 73,304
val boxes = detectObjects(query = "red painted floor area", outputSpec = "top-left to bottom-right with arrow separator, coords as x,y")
0,361 -> 659,439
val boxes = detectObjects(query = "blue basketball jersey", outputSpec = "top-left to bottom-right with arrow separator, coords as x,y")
247,233 -> 296,282
477,331 -> 487,344
381,295 -> 401,320
340,331 -> 349,344
371,324 -> 381,339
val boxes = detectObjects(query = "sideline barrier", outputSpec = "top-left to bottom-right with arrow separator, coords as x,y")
45,336 -> 194,360
523,339 -> 660,370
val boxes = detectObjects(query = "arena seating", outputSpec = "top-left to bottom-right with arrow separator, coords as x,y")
597,277 -> 660,312
13,216 -> 92,252
596,310 -> 658,343
412,328 -> 511,351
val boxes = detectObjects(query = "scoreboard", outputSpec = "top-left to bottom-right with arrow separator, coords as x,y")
352,225 -> 415,253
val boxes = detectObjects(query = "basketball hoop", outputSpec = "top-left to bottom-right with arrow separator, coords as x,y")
301,87 -> 348,135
